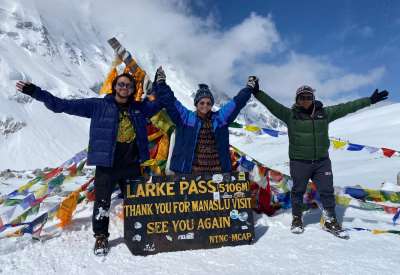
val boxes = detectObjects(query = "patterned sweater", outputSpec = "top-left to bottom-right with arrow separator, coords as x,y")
191,115 -> 222,174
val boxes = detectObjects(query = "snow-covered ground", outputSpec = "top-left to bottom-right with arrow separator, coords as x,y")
0,197 -> 399,274
1,205 -> 399,275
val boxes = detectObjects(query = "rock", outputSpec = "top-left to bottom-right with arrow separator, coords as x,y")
33,169 -> 43,177
0,117 -> 27,136
0,169 -> 16,179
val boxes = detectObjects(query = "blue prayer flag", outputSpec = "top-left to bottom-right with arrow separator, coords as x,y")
262,128 -> 279,137
347,143 -> 365,151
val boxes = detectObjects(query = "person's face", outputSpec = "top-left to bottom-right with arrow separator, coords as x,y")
115,76 -> 134,101
297,93 -> 313,109
196,97 -> 213,116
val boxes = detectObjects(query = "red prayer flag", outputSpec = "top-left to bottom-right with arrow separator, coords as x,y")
43,167 -> 63,180
67,164 -> 77,177
270,170 -> 283,182
382,148 -> 396,158
258,166 -> 267,177
146,124 -> 159,136
251,171 -> 276,216
149,142 -> 159,159
384,206 -> 399,214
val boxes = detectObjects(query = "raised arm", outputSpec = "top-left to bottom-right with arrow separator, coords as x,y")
151,66 -> 196,126
216,88 -> 253,125
215,76 -> 262,125
325,98 -> 371,122
253,89 -> 291,124
325,89 -> 388,122
16,81 -> 96,118
152,79 -> 192,126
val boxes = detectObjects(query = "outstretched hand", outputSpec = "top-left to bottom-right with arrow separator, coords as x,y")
16,81 -> 36,96
370,89 -> 389,104
247,76 -> 259,93
154,66 -> 166,84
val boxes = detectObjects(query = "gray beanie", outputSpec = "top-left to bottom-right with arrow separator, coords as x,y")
194,84 -> 214,106
295,85 -> 315,101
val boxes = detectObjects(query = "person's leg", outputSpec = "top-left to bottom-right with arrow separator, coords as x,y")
311,158 -> 336,217
311,158 -> 346,235
115,165 -> 141,199
290,160 -> 313,217
117,179 -> 127,199
92,166 -> 117,238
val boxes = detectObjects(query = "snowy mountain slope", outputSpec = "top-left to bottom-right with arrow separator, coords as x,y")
0,1 -> 181,169
0,0 -> 279,170
0,0 -> 107,169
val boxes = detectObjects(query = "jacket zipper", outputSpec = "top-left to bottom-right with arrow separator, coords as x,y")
110,108 -> 119,167
308,103 -> 317,161
312,118 -> 317,160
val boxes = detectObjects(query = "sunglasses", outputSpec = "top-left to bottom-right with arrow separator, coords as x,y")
298,94 -> 313,101
198,101 -> 212,106
117,82 -> 134,89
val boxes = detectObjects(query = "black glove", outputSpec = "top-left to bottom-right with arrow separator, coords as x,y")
154,66 -> 166,84
247,76 -> 259,93
20,83 -> 37,97
370,89 -> 389,104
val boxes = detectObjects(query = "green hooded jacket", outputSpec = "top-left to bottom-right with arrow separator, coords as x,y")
253,90 -> 371,160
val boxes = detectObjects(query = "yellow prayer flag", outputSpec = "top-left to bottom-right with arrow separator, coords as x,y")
335,195 -> 351,206
17,179 -> 38,193
150,110 -> 175,134
156,135 -> 170,162
141,159 -> 157,167
99,67 -> 118,95
388,192 -> 400,203
244,125 -> 261,132
34,185 -> 48,199
366,189 -> 383,201
332,139 -> 347,150
148,131 -> 164,142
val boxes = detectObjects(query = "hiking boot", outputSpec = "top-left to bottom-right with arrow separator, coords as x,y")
290,215 -> 304,234
94,234 -> 109,256
321,216 -> 342,232
321,214 -> 349,239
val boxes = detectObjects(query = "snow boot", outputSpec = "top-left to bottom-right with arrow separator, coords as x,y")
94,234 -> 109,256
291,215 -> 304,234
320,215 -> 349,239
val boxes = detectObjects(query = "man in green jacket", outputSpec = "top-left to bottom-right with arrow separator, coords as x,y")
252,82 -> 389,236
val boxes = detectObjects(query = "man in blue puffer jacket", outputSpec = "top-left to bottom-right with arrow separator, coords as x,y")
152,66 -> 257,174
16,73 -> 161,255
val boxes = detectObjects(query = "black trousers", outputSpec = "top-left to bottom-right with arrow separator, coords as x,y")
92,165 -> 139,237
289,157 -> 336,217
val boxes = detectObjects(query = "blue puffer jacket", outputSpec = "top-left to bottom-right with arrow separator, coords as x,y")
31,87 -> 161,167
153,82 -> 252,173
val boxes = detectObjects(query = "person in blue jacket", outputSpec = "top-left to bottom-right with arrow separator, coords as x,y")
152,66 -> 257,174
16,73 -> 161,256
